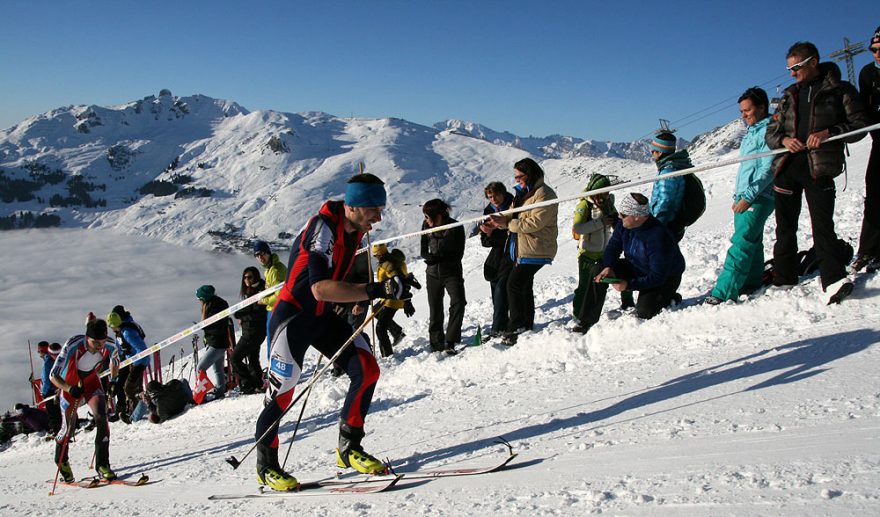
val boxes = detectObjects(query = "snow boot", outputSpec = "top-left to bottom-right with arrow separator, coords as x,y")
96,465 -> 117,481
58,461 -> 75,483
256,444 -> 298,491
336,422 -> 386,474
257,466 -> 299,491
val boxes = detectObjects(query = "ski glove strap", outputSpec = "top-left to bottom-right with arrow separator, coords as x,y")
366,276 -> 412,300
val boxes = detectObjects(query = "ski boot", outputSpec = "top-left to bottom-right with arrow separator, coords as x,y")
97,465 -> 117,481
336,422 -> 387,475
256,444 -> 298,491
59,461 -> 75,483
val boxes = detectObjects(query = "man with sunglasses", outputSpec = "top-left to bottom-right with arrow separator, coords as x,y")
853,26 -> 880,273
765,41 -> 868,304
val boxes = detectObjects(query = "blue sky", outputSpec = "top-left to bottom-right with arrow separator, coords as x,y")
0,1 -> 875,141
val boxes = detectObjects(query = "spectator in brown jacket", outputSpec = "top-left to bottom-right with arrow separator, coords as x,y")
765,41 -> 868,304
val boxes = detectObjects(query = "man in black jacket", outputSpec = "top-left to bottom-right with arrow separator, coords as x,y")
421,198 -> 466,353
478,182 -> 513,339
765,41 -> 868,304
853,26 -> 880,273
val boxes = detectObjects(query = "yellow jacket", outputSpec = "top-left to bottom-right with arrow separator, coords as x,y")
261,253 -> 287,311
376,251 -> 408,309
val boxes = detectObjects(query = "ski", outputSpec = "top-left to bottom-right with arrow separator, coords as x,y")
207,474 -> 402,500
49,474 -> 150,489
334,451 -> 518,484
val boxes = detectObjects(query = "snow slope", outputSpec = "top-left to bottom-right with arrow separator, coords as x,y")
0,133 -> 877,515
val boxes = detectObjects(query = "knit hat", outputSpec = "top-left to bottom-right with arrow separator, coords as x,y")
371,243 -> 388,257
37,341 -> 50,354
86,319 -> 108,340
48,342 -> 62,358
651,132 -> 677,154
618,192 -> 651,217
196,284 -> 215,301
585,173 -> 611,193
345,181 -> 387,208
106,311 -> 123,329
872,26 -> 880,46
253,240 -> 270,256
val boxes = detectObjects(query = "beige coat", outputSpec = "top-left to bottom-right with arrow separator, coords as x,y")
507,179 -> 559,261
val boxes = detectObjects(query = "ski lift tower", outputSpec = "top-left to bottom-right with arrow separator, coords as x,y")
657,119 -> 676,135
829,37 -> 866,85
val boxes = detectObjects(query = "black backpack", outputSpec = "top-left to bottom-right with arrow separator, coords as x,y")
673,173 -> 706,228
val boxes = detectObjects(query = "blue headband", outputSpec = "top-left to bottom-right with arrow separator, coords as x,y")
345,182 -> 387,207
651,135 -> 676,154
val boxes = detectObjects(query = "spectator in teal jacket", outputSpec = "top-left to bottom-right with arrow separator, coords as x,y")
649,132 -> 691,241
706,87 -> 776,304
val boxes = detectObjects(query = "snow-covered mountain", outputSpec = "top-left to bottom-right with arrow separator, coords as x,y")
0,133 -> 876,516
1,92 -> 720,255
435,118 -> 656,162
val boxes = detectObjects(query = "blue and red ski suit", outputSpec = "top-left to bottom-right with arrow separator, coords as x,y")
255,200 -> 379,450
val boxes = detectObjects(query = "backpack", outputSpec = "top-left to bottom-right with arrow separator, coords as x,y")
673,173 -> 706,228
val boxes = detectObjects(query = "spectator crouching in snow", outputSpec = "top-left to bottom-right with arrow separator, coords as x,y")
573,192 -> 685,334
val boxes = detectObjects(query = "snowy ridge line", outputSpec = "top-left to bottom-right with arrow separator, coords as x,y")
366,121 -> 880,249
68,122 -> 876,382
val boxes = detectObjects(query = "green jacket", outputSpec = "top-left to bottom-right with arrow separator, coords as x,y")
261,253 -> 287,311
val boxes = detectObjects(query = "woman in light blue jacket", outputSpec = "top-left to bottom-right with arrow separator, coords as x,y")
706,87 -> 775,303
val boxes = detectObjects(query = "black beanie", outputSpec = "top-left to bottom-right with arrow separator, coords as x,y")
86,319 -> 108,340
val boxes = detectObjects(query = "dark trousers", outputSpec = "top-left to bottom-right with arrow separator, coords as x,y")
773,155 -> 849,288
232,329 -> 266,390
489,272 -> 510,334
375,307 -> 402,357
123,364 -> 146,412
577,261 -> 681,329
426,269 -> 466,346
257,306 -> 379,455
506,263 -> 544,332
857,137 -> 880,257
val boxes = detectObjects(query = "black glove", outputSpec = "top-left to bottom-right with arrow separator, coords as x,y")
108,381 -> 118,398
403,300 -> 415,317
366,276 -> 412,300
68,382 -> 83,399
406,273 -> 422,290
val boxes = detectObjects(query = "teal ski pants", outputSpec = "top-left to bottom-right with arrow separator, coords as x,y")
711,196 -> 774,301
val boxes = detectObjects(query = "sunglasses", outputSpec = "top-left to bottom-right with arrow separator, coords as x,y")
244,275 -> 255,280
871,46 -> 880,54
786,55 -> 814,72
514,174 -> 527,181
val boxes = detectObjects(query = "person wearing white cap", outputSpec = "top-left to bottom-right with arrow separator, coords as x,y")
572,192 -> 685,334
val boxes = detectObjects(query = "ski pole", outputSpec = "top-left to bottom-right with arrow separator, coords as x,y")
49,396 -> 81,496
27,339 -> 37,406
226,306 -> 385,470
365,230 -> 377,353
282,354 -> 323,469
